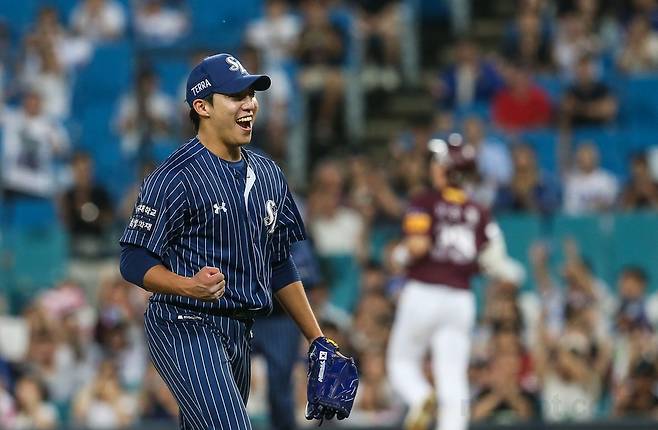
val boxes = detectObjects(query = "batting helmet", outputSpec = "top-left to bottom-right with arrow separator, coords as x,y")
427,133 -> 477,187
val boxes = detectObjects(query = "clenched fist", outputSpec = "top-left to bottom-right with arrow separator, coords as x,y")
183,266 -> 226,301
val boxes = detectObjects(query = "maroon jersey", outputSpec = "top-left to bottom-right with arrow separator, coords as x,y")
403,188 -> 493,290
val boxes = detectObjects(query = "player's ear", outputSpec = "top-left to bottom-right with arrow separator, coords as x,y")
193,98 -> 211,118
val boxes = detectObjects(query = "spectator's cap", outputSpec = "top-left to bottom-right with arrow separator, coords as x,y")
185,53 -> 270,107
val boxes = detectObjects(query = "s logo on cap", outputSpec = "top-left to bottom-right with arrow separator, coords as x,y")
225,56 -> 248,75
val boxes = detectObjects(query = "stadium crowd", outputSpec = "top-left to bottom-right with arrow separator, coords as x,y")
1,0 -> 658,428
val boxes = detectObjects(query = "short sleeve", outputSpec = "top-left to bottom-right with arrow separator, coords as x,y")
270,180 -> 306,263
119,172 -> 187,258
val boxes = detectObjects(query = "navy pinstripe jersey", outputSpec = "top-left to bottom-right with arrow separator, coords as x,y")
120,137 -> 306,313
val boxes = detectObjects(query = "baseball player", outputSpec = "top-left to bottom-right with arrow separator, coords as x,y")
119,53 -> 356,429
387,134 -> 515,430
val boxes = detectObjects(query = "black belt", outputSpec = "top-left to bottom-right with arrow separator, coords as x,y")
168,301 -> 269,320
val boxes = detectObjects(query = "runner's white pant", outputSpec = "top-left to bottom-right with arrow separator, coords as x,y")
387,280 -> 475,430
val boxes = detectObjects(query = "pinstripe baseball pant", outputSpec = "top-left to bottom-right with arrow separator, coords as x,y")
145,302 -> 253,430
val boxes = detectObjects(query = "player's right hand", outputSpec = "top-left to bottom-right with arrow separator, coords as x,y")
186,266 -> 226,301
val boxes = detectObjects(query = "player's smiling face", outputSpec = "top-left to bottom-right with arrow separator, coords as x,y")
209,87 -> 259,146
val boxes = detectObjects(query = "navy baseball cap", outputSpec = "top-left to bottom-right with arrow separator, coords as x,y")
185,53 -> 271,106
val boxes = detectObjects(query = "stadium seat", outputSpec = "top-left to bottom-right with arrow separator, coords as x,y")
72,41 -> 135,106
611,213 -> 658,293
0,0 -> 39,37
186,0 -> 263,51
497,214 -> 544,291
152,57 -> 190,98
3,197 -> 57,230
624,125 -> 658,154
2,224 -> 69,312
618,74 -> 658,128
319,254 -> 361,313
535,74 -> 564,104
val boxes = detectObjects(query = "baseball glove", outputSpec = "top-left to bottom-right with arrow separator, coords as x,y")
305,336 -> 359,422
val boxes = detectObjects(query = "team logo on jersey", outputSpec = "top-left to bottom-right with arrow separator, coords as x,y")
264,200 -> 278,233
225,56 -> 248,75
213,202 -> 227,214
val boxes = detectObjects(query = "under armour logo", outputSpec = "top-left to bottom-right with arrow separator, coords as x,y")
225,56 -> 248,75
213,202 -> 227,214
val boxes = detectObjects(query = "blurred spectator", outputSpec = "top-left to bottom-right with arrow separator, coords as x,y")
245,0 -> 301,67
95,277 -> 148,390
621,152 -> 658,210
70,0 -> 126,42
239,45 -> 293,163
471,352 -> 538,423
617,15 -> 658,73
526,242 -> 565,340
462,116 -> 512,207
115,68 -> 177,160
388,115 -> 434,198
349,347 -> 401,425
12,374 -> 58,430
624,0 -> 658,31
351,290 -> 394,352
21,40 -> 70,121
21,322 -> 79,409
431,38 -> 503,110
296,0 -> 346,143
119,161 -> 157,222
24,6 -> 92,75
307,160 -> 364,313
533,238 -> 614,419
346,153 -> 404,228
501,9 -> 552,70
559,55 -> 617,128
534,330 -> 604,421
494,144 -> 561,213
612,266 -> 656,384
72,360 -> 138,429
138,364 -> 178,423
351,0 -> 401,69
1,91 -> 70,200
614,360 -> 658,418
60,152 -> 114,259
563,142 -> 619,214
492,62 -> 552,131
0,383 -> 15,429
553,12 -> 601,77
561,238 -> 615,338
134,0 -> 188,45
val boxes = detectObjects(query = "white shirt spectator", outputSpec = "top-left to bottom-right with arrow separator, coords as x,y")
21,45 -> 71,120
70,0 -> 126,42
134,0 -> 188,44
563,167 -> 619,214
310,207 -> 364,256
246,3 -> 301,66
542,372 -> 599,421
13,403 -> 58,430
1,104 -> 70,197
115,88 -> 176,156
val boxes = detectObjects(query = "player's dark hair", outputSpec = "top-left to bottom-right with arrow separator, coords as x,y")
189,94 -> 214,132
